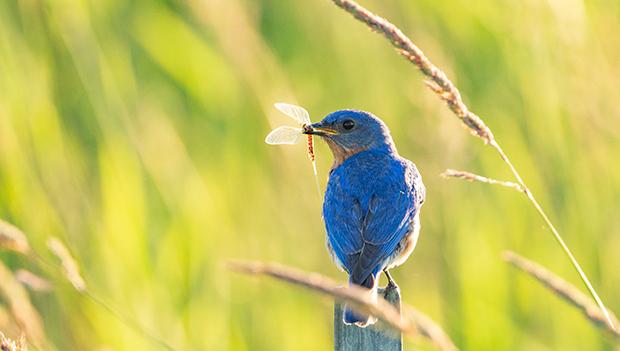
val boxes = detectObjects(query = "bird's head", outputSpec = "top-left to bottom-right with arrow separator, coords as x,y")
303,110 -> 396,167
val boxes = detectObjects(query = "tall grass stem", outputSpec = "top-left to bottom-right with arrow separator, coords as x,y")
226,259 -> 458,351
330,0 -> 615,331
503,251 -> 619,338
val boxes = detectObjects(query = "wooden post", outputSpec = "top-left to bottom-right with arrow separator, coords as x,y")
334,285 -> 403,351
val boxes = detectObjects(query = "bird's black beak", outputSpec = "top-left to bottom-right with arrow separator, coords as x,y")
302,122 -> 339,136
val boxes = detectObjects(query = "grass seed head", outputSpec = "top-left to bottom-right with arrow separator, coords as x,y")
0,332 -> 27,351
47,238 -> 86,292
0,221 -> 30,254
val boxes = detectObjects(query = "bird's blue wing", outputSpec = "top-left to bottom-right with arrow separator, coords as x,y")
323,178 -> 365,259
323,152 -> 423,285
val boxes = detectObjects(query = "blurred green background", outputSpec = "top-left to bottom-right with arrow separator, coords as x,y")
1,0 -> 619,350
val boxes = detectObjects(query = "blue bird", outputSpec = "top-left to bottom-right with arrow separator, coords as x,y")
303,110 -> 425,327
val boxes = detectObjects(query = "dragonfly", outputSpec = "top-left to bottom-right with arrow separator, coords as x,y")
265,102 -> 321,194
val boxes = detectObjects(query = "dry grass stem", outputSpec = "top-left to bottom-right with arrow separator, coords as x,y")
227,260 -> 458,351
0,220 -> 30,255
0,263 -> 48,349
226,260 -> 410,332
15,270 -> 53,293
0,307 -> 10,331
331,0 -> 615,331
47,237 -> 86,292
331,0 -> 493,143
441,169 -> 524,192
407,309 -> 458,351
0,332 -> 27,351
503,251 -> 620,339
0,225 -> 174,350
0,299 -> 21,338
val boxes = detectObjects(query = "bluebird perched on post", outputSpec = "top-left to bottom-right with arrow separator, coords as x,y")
303,110 -> 425,327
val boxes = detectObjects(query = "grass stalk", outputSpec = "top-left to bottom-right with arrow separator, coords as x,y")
330,0 -> 615,331
0,219 -> 176,351
0,220 -> 31,255
0,332 -> 27,351
227,260 -> 458,351
44,237 -> 176,351
441,169 -> 523,192
0,262 -> 48,350
503,251 -> 619,339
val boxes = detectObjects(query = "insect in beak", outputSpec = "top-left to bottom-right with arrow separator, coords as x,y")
303,123 -> 339,137
265,102 -> 323,197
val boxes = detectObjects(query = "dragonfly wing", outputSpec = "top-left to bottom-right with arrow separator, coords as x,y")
265,126 -> 303,145
274,102 -> 311,125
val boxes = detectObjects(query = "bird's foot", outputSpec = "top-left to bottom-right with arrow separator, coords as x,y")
383,269 -> 398,290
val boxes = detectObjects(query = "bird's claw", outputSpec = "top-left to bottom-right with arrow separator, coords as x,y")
383,269 -> 398,290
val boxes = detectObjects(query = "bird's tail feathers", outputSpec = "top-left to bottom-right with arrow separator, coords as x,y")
343,274 -> 378,327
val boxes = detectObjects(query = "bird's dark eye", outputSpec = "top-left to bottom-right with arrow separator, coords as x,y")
342,120 -> 355,130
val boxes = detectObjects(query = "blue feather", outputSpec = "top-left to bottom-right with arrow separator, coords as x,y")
324,150 -> 419,284
344,305 -> 370,326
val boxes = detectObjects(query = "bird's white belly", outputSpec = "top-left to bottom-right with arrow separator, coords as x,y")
384,213 -> 420,270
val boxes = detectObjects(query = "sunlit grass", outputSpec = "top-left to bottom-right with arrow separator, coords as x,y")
0,0 -> 619,350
